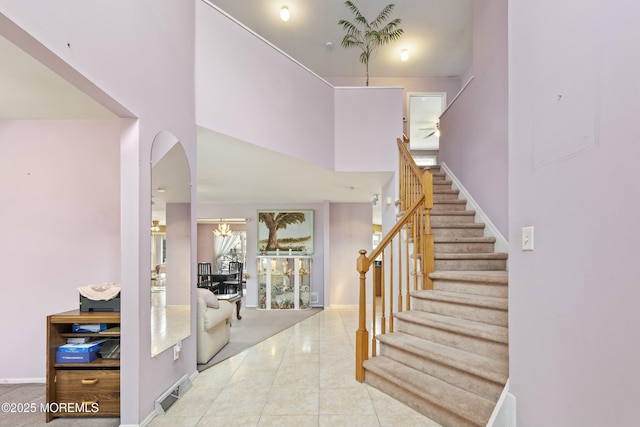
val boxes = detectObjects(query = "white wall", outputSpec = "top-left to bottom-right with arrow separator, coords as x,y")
0,119 -> 120,381
509,1 -> 640,426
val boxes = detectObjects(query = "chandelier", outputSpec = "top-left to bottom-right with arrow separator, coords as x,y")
151,220 -> 161,232
213,222 -> 233,237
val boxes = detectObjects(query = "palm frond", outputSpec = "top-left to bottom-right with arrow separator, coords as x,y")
372,4 -> 396,29
338,1 -> 403,85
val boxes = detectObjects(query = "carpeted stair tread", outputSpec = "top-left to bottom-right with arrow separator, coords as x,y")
434,236 -> 496,243
433,199 -> 468,208
430,270 -> 508,284
432,223 -> 485,229
412,290 -> 508,311
433,188 -> 460,195
364,357 -> 495,427
377,332 -> 508,384
431,209 -> 476,217
435,252 -> 508,260
395,311 -> 508,344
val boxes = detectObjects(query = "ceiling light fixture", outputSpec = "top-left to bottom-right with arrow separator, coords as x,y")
151,220 -> 161,232
213,221 -> 234,237
280,6 -> 290,22
400,49 -> 410,61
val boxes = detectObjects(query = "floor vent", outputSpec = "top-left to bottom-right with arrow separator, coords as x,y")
154,375 -> 192,415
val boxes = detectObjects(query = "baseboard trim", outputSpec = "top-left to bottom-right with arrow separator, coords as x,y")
487,379 -> 516,427
0,378 -> 45,384
439,162 -> 509,256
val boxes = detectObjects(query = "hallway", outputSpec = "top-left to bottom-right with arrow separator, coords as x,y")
148,306 -> 440,427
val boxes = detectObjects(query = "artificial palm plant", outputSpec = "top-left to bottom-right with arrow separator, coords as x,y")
338,1 -> 404,86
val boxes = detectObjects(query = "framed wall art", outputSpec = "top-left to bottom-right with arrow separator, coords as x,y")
257,210 -> 314,255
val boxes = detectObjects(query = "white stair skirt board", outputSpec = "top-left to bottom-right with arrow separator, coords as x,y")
486,379 -> 516,427
439,162 -> 509,256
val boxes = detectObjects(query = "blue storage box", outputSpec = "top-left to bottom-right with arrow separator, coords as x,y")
71,323 -> 108,333
58,340 -> 106,353
56,350 -> 99,363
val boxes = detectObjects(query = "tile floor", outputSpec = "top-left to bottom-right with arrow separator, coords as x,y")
148,306 -> 440,427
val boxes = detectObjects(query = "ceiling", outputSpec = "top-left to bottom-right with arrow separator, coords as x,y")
0,1 -> 472,222
207,0 -> 472,80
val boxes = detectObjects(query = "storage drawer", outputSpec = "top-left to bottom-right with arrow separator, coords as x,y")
55,369 -> 120,416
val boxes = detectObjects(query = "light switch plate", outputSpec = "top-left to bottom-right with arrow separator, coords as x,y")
522,226 -> 534,251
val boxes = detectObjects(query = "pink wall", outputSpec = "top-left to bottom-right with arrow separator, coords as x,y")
329,203 -> 373,305
0,1 -> 196,423
334,87 -> 403,173
0,119 -> 121,380
437,0 -> 508,236
197,222 -> 246,265
196,2 -> 335,170
509,1 -> 640,426
328,76 -> 462,129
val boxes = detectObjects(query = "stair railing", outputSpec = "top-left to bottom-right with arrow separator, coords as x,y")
355,138 -> 434,382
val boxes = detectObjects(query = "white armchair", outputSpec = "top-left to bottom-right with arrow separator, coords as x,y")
196,288 -> 233,364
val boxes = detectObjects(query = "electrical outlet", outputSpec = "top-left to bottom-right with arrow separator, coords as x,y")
173,341 -> 181,361
522,226 -> 534,251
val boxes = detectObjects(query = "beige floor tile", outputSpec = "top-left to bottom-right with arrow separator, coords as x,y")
273,367 -> 320,389
258,415 -> 319,427
378,414 -> 442,427
205,388 -> 269,416
197,414 -> 260,426
319,386 -> 375,415
163,391 -> 214,417
319,414 -> 381,427
150,307 -> 441,427
147,415 -> 200,427
262,386 -> 319,415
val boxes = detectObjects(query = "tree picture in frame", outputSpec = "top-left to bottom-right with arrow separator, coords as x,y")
257,210 -> 314,254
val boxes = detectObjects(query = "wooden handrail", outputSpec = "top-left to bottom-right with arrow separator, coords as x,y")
397,138 -> 423,179
355,140 -> 434,382
366,195 -> 425,263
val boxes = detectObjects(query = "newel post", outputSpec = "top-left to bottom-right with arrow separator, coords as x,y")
355,249 -> 370,382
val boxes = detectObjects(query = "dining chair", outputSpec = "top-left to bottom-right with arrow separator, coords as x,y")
224,261 -> 243,295
197,262 -> 213,289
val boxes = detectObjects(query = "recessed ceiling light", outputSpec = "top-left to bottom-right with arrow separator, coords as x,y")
280,6 -> 290,22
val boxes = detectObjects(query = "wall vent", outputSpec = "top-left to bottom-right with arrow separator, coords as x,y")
310,292 -> 319,304
154,375 -> 192,415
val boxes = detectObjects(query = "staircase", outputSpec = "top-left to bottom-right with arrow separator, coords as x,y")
362,165 -> 509,427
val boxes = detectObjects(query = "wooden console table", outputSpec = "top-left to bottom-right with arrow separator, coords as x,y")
45,310 -> 120,422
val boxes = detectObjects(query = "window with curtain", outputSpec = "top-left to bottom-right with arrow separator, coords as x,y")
214,232 -> 246,272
